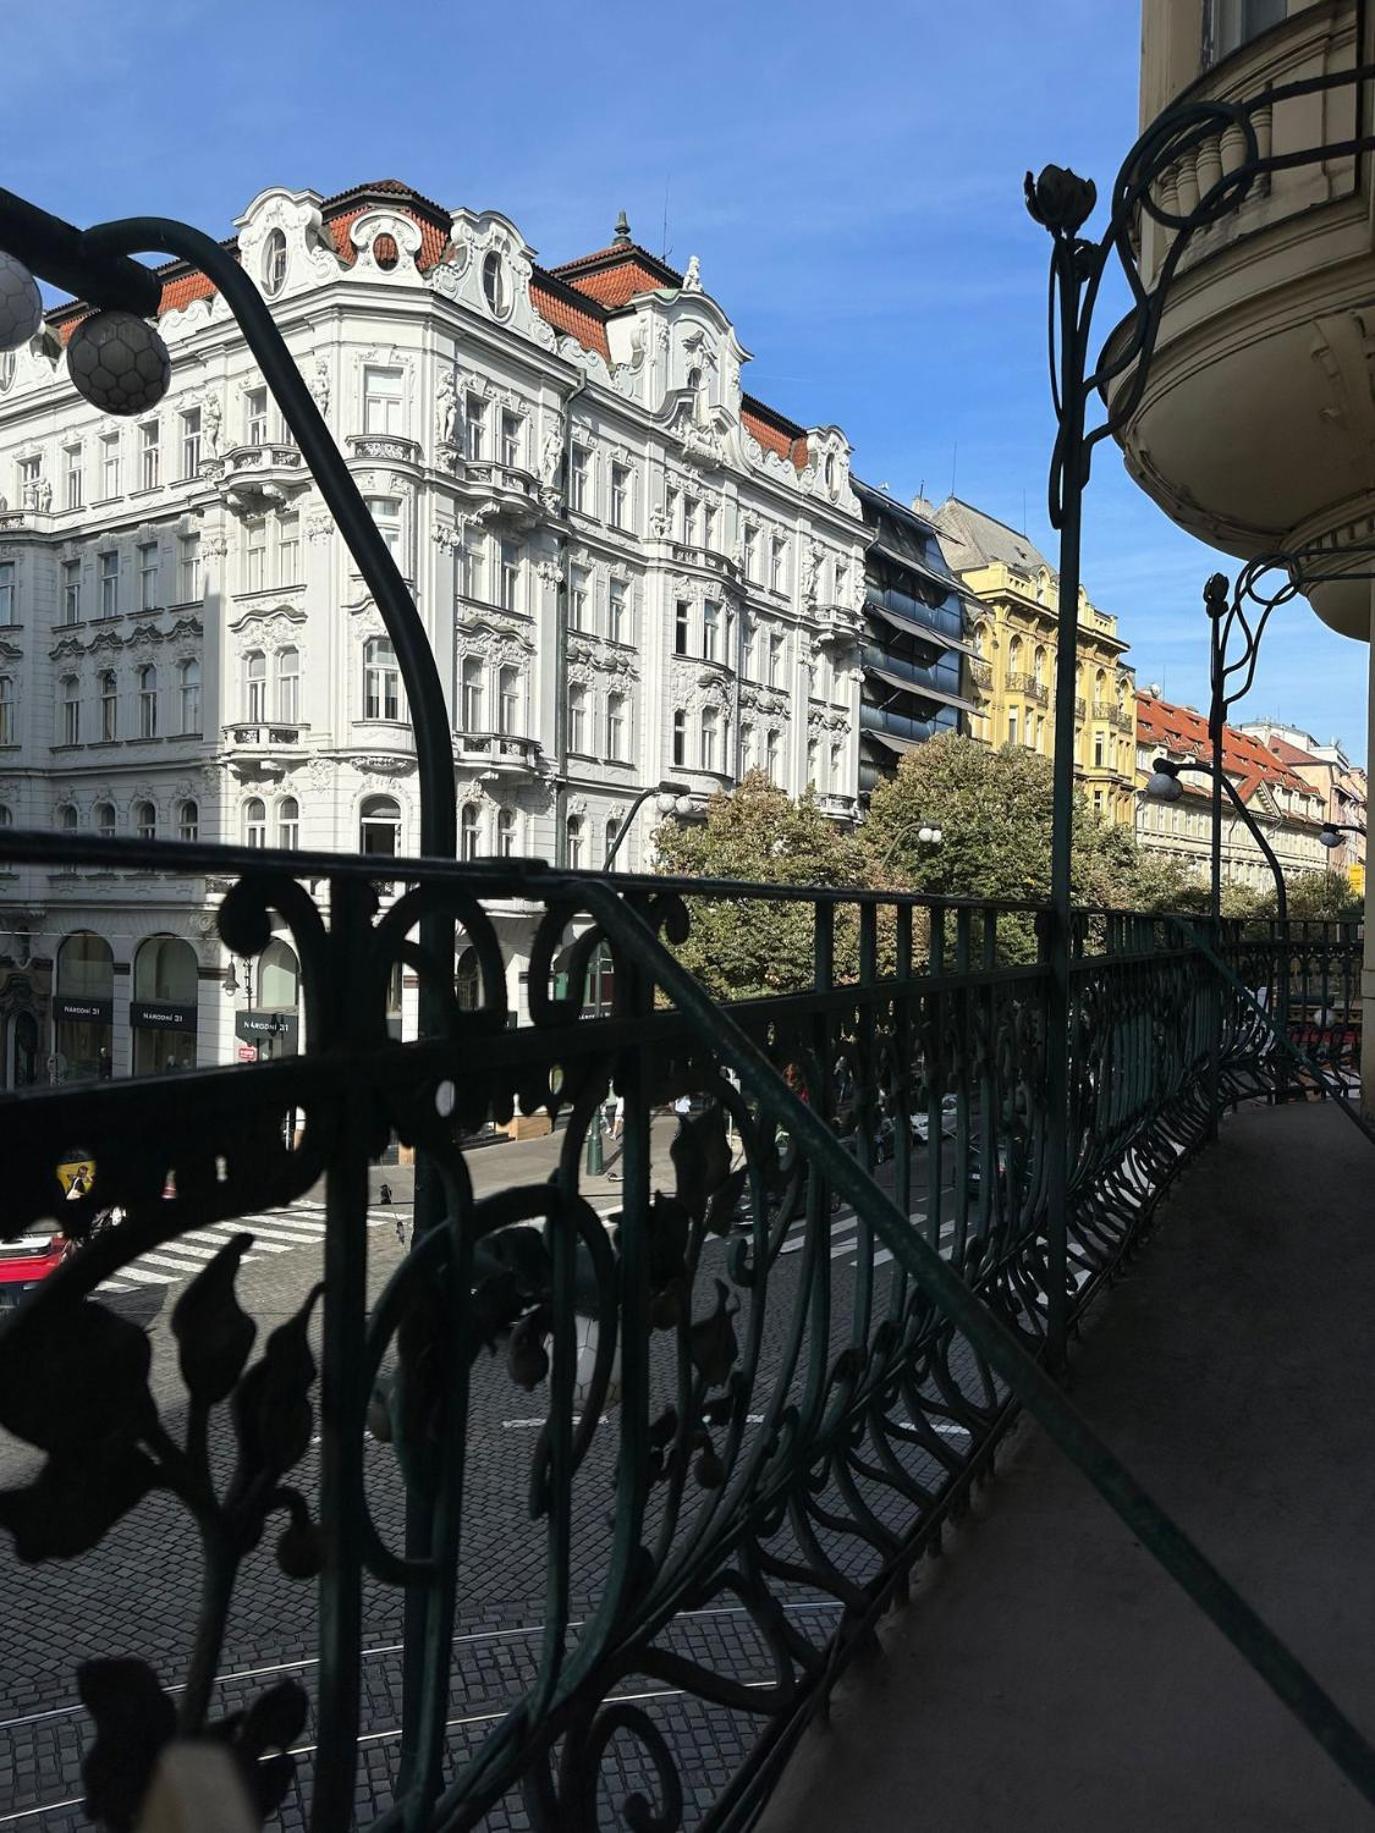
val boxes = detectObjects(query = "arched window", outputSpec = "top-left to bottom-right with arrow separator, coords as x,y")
742,723 -> 756,771
607,691 -> 626,761
277,796 -> 299,849
94,801 -> 115,839
177,657 -> 200,734
60,675 -> 80,745
1006,635 -> 1022,681
259,938 -> 299,1010
566,814 -> 584,869
460,803 -> 480,861
55,931 -> 114,1082
245,650 -> 267,721
672,707 -> 687,768
136,800 -> 156,840
178,799 -> 198,842
0,805 -> 11,827
276,647 -> 300,723
135,935 -> 198,1004
482,251 -> 508,319
0,675 -> 13,746
1033,645 -> 1047,685
138,664 -> 158,739
363,636 -> 399,721
262,228 -> 288,299
497,808 -> 516,857
766,728 -> 780,781
359,794 -> 401,857
59,930 -> 113,999
604,816 -> 621,866
498,665 -> 520,735
59,803 -> 78,834
461,656 -> 484,732
244,797 -> 266,848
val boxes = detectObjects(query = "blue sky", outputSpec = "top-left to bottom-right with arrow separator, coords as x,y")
8,0 -> 1366,759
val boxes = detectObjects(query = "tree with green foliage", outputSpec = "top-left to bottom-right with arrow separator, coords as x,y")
652,771 -> 868,998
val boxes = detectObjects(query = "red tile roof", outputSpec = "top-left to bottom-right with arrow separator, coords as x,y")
740,393 -> 809,469
529,269 -> 612,360
552,242 -> 681,307
1135,691 -> 1322,808
1266,734 -> 1319,767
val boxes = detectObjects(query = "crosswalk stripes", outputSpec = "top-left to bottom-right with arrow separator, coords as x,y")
96,1201 -> 398,1295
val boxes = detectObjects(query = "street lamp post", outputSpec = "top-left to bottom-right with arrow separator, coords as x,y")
603,779 -> 693,872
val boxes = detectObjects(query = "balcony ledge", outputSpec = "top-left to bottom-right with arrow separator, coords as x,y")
760,1100 -> 1375,1833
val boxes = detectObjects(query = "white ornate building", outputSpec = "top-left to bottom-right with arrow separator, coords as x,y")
0,180 -> 869,1082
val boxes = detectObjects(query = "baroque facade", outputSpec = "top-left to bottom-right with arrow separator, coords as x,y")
0,180 -> 868,1083
1236,720 -> 1367,893
929,498 -> 1137,823
1135,689 -> 1330,890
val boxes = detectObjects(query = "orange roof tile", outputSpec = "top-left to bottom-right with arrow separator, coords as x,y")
528,270 -> 611,360
1135,692 -> 1321,806
741,393 -> 809,471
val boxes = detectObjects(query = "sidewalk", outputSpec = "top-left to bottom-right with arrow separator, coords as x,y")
758,1101 -> 1375,1832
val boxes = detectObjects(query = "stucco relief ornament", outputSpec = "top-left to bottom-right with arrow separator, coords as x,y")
535,559 -> 563,588
203,395 -> 222,458
649,503 -> 670,539
308,358 -> 330,423
801,539 -> 823,607
540,423 -> 564,488
682,255 -> 703,294
437,372 -> 460,461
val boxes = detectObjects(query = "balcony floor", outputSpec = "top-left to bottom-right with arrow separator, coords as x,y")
759,1100 -> 1375,1832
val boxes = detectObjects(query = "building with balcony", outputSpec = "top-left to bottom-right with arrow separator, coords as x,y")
0,180 -> 869,1082
1123,0 -> 1375,1070
852,481 -> 977,792
1237,719 -> 1368,888
929,497 -> 1138,821
1136,686 -> 1331,888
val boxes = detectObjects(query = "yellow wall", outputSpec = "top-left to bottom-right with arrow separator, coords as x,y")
960,560 -> 1136,824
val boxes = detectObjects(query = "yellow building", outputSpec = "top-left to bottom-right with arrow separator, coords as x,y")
929,498 -> 1137,823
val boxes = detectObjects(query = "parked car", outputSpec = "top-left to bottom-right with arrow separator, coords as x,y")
0,1230 -> 68,1310
911,1095 -> 959,1144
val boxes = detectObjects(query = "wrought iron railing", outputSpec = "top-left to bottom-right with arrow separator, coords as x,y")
0,823 -> 1365,1829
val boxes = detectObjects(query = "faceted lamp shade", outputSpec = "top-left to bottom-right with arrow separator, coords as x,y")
1145,766 -> 1184,802
67,310 -> 170,416
1319,827 -> 1342,850
0,251 -> 43,353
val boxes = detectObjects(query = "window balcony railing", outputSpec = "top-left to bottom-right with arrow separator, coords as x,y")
221,720 -> 309,750
971,658 -> 993,689
208,442 -> 308,513
452,458 -> 543,529
0,816 -> 1364,1832
1007,670 -> 1050,705
346,432 -> 422,467
452,729 -> 543,773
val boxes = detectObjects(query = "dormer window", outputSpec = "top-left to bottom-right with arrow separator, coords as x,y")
482,251 -> 509,320
262,229 -> 287,300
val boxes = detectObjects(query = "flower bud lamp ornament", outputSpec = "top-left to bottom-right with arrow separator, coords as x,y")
0,251 -> 43,353
67,310 -> 170,415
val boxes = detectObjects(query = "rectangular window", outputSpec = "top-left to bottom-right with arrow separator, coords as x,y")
18,456 -> 41,505
365,496 -> 402,560
500,411 -> 524,468
64,445 -> 83,511
178,533 -> 202,603
246,387 -> 269,446
770,536 -> 787,593
244,520 -> 267,592
608,579 -> 628,644
607,695 -> 626,761
139,541 -> 159,611
101,434 -> 121,499
675,601 -> 690,656
363,366 -> 404,437
701,709 -> 719,772
703,502 -> 718,552
139,670 -> 158,739
672,712 -> 687,768
139,421 -> 160,490
462,529 -> 485,601
768,631 -> 784,686
743,616 -> 757,680
180,408 -> 201,478
684,496 -> 701,546
703,599 -> 721,663
570,566 -> 590,632
63,683 -> 80,746
276,513 -> 300,586
0,562 -> 13,626
665,486 -> 680,538
99,550 -> 119,619
743,524 -> 758,583
499,540 -> 521,612
465,394 -> 487,460
101,674 -> 117,742
569,688 -> 587,754
610,463 -> 630,528
1008,711 -> 1018,746
1093,732 -> 1105,769
835,560 -> 849,604
498,667 -> 520,735
570,444 -> 590,513
61,559 -> 81,625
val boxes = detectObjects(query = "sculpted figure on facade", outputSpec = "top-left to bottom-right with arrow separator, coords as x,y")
540,421 -> 564,489
308,358 -> 330,423
203,395 -> 223,458
437,372 -> 460,457
682,255 -> 703,294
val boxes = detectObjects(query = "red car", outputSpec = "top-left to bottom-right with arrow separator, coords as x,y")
0,1230 -> 68,1310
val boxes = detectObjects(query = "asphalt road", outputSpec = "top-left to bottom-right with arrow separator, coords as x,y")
0,1127 -> 973,1829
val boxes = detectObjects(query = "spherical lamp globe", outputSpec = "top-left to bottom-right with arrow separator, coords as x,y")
67,311 -> 171,416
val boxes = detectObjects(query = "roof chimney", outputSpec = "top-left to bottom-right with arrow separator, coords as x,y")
613,209 -> 632,247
